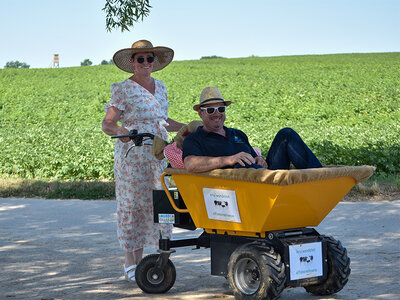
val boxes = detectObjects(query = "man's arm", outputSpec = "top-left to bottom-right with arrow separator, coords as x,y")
184,152 -> 257,173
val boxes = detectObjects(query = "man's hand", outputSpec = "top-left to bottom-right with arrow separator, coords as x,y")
255,156 -> 268,168
227,152 -> 256,167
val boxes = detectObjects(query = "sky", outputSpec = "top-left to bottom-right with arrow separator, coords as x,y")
0,0 -> 399,69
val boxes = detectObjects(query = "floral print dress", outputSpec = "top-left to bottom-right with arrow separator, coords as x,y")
104,78 -> 172,252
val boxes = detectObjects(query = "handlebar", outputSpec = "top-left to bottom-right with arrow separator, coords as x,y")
112,129 -> 154,146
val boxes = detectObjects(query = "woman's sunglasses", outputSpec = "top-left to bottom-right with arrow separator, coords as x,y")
200,106 -> 226,115
136,56 -> 155,64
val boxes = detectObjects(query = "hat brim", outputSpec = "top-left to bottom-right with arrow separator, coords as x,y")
113,46 -> 174,73
193,100 -> 232,111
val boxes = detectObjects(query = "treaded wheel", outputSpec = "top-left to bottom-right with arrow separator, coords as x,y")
304,235 -> 351,295
228,243 -> 286,300
136,254 -> 176,294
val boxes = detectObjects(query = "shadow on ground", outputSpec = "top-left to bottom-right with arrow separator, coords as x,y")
0,198 -> 399,299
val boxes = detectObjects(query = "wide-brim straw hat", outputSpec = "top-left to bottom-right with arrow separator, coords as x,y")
113,40 -> 174,73
193,87 -> 232,111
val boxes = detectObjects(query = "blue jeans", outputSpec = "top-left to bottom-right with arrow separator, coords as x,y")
266,128 -> 322,170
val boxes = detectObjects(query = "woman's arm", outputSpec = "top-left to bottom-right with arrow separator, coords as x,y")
165,118 -> 185,132
101,106 -> 130,143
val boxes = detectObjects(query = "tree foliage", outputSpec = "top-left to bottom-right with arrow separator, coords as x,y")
200,55 -> 226,60
4,61 -> 30,69
103,0 -> 152,32
80,59 -> 93,66
100,59 -> 114,65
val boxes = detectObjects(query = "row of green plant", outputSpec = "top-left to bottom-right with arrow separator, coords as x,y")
0,53 -> 399,181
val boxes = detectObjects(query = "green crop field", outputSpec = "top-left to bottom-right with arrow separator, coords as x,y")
1,53 -> 399,182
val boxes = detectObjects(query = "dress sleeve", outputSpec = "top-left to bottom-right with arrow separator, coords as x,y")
104,82 -> 127,112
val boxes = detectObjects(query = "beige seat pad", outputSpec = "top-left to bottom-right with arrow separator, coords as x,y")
164,165 -> 375,186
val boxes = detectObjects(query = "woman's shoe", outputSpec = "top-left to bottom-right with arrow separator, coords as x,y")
124,264 -> 136,283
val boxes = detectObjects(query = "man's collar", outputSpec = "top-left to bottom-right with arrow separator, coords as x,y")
197,126 -> 229,137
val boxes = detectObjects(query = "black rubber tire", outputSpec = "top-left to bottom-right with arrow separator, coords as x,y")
228,243 -> 286,300
304,235 -> 351,296
135,254 -> 176,294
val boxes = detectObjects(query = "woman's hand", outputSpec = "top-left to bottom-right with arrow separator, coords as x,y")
117,127 -> 131,143
165,118 -> 186,132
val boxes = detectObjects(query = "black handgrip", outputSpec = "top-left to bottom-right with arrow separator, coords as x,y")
111,129 -> 139,139
112,129 -> 154,146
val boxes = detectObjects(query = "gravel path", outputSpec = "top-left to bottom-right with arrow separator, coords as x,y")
0,198 -> 399,300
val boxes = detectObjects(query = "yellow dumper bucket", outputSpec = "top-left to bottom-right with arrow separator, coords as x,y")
161,166 -> 375,238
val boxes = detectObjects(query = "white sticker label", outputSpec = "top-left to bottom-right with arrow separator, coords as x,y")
203,188 -> 241,223
158,213 -> 175,224
289,242 -> 323,280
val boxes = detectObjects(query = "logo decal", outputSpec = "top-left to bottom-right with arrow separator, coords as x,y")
203,188 -> 241,223
233,135 -> 244,143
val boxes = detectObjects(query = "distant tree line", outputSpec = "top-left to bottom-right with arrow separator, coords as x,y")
100,59 -> 114,65
80,59 -> 114,66
80,59 -> 93,66
3,59 -> 115,69
4,61 -> 30,69
3,56 -> 232,69
200,55 -> 225,60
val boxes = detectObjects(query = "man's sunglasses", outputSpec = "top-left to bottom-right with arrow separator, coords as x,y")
136,56 -> 155,63
200,106 -> 226,115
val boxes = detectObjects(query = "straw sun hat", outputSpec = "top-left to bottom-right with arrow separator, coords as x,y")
113,40 -> 174,73
193,87 -> 232,111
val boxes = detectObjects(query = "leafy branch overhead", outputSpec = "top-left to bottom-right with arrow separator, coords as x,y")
103,0 -> 152,32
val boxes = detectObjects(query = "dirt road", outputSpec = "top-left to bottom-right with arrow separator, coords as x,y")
0,198 -> 399,299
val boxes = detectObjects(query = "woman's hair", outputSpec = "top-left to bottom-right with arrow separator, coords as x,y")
131,52 -> 156,60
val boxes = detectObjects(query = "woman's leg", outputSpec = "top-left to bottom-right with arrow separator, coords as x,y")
123,248 -> 142,282
266,127 -> 322,170
125,248 -> 143,267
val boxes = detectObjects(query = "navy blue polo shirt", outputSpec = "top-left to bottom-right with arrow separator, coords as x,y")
182,126 -> 263,169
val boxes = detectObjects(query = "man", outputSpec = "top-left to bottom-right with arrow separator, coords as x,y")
182,87 -> 322,173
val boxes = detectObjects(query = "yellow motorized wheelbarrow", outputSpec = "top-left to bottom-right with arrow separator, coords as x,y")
134,164 -> 375,299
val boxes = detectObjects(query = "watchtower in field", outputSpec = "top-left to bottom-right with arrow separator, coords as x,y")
52,54 -> 59,68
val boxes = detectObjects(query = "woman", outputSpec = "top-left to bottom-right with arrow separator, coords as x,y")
101,40 -> 184,283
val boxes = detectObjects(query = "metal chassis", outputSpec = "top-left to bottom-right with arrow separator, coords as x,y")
156,227 -> 328,288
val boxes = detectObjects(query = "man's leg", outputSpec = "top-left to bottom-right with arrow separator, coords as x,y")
266,127 -> 322,170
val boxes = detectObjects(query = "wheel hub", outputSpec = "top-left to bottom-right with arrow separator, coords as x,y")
235,258 -> 260,295
147,267 -> 164,285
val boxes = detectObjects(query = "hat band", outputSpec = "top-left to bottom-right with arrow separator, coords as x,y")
201,98 -> 224,105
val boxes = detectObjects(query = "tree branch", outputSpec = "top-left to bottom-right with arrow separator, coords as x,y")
103,0 -> 152,32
